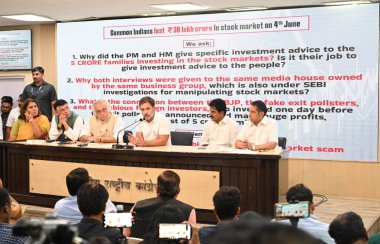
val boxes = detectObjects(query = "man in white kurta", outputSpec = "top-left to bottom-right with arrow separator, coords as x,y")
49,99 -> 84,141
201,98 -> 240,147
235,100 -> 278,151
128,96 -> 170,147
79,100 -> 124,143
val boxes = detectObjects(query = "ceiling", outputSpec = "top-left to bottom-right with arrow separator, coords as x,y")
0,0 -> 348,27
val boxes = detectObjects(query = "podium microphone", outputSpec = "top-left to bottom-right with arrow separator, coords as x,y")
112,118 -> 144,149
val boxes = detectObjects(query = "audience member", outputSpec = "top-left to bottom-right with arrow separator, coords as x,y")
77,182 -> 123,244
130,170 -> 195,238
1,97 -> 13,140
208,219 -> 324,244
21,66 -> 57,121
273,183 -> 335,244
238,211 -> 267,224
141,204 -> 189,244
235,100 -> 278,151
329,211 -> 368,244
88,236 -> 113,244
199,186 -> 240,244
0,178 -> 23,222
128,96 -> 170,147
79,100 -> 124,143
0,188 -> 29,244
49,99 -> 84,141
201,99 -> 240,147
6,95 -> 23,140
54,168 -> 116,224
8,98 -> 50,141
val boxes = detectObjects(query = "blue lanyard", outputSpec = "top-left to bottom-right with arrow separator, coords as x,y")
31,86 -> 42,97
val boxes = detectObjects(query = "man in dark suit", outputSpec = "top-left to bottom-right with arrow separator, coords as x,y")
129,170 -> 196,238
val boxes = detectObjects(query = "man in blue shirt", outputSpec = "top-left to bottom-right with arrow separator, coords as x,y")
0,188 -> 29,244
273,184 -> 335,244
54,167 -> 116,224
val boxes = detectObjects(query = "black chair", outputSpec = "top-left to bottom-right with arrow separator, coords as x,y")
278,137 -> 287,149
170,131 -> 194,146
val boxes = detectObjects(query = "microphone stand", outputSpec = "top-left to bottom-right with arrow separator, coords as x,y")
112,118 -> 144,149
124,120 -> 144,149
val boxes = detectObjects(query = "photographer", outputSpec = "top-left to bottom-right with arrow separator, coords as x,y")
0,188 -> 29,244
273,184 -> 334,244
77,182 -> 125,244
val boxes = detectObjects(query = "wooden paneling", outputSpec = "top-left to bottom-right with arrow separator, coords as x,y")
0,142 -> 281,223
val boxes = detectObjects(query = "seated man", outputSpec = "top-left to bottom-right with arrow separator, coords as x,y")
77,182 -> 123,244
49,99 -> 84,141
273,184 -> 335,244
201,99 -> 240,147
128,96 -> 170,147
54,168 -> 116,224
79,100 -> 124,143
1,97 -> 12,141
329,211 -> 368,244
6,95 -> 22,140
235,100 -> 278,151
199,186 -> 241,244
0,188 -> 29,244
130,170 -> 196,238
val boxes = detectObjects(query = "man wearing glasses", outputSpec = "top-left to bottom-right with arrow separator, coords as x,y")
20,66 -> 57,121
49,99 -> 84,141
79,99 -> 124,143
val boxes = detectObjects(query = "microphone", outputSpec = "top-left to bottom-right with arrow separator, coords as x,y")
112,118 -> 144,149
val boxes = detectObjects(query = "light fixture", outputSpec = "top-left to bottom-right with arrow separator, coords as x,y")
150,3 -> 207,11
1,14 -> 55,22
323,0 -> 371,5
139,12 -> 176,17
224,6 -> 267,11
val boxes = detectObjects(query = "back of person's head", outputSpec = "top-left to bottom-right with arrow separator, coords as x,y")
250,100 -> 268,116
157,170 -> 180,198
77,182 -> 109,216
213,186 -> 240,220
329,211 -> 368,244
143,204 -> 187,244
54,99 -> 68,110
0,188 -> 11,223
66,168 -> 90,196
208,220 -> 323,244
238,211 -> 267,224
286,183 -> 313,203
209,99 -> 227,115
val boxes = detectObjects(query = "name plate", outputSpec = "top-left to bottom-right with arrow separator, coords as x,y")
29,159 -> 219,209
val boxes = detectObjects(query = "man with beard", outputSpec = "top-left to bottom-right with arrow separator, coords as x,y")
21,66 -> 57,121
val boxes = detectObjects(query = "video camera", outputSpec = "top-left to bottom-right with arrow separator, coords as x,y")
13,215 -> 86,244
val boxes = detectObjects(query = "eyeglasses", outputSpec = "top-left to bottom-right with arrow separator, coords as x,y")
58,106 -> 70,113
95,108 -> 108,115
1,105 -> 11,109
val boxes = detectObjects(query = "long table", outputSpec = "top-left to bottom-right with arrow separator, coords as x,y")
0,141 -> 283,223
